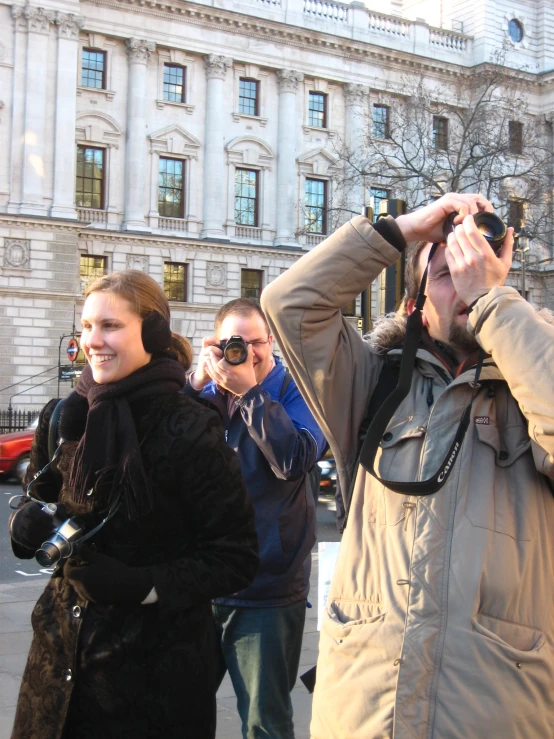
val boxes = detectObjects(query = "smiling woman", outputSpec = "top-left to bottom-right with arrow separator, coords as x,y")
80,291 -> 152,384
9,269 -> 259,739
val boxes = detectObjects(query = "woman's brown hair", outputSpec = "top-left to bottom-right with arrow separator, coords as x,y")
85,269 -> 193,370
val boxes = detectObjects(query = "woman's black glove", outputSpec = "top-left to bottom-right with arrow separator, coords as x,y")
64,547 -> 153,604
9,501 -> 61,552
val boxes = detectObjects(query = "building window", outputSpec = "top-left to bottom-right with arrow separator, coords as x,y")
369,187 -> 390,221
164,262 -> 188,302
81,49 -> 106,89
308,92 -> 327,128
235,169 -> 259,226
80,255 -> 107,292
239,78 -> 259,116
158,157 -> 185,218
509,121 -> 523,155
76,146 -> 104,210
372,105 -> 390,139
432,116 -> 448,150
508,200 -> 524,232
163,64 -> 185,103
305,178 -> 327,234
241,269 -> 263,301
508,18 -> 524,43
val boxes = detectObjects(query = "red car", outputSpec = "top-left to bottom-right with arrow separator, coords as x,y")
0,416 -> 38,483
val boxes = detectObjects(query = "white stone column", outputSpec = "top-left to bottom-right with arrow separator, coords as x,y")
123,38 -> 155,232
344,83 -> 369,219
50,13 -> 85,220
200,54 -> 232,240
11,5 -> 55,215
7,6 -> 28,214
274,69 -> 303,247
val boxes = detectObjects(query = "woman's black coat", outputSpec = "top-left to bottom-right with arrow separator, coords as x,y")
10,393 -> 258,739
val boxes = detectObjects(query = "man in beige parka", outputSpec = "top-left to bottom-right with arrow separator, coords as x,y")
261,192 -> 554,738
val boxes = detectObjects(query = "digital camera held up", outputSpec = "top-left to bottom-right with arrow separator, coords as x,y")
218,335 -> 249,365
443,211 -> 507,254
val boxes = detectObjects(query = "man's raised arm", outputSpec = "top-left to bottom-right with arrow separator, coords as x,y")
262,216 -> 399,482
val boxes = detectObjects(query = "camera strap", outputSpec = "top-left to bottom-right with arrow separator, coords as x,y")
358,243 -> 485,496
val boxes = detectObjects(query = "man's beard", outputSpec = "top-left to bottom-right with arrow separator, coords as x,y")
448,322 -> 479,355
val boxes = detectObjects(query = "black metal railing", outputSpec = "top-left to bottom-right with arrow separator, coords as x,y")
0,409 -> 40,434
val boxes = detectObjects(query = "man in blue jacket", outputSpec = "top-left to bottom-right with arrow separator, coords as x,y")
185,297 -> 326,739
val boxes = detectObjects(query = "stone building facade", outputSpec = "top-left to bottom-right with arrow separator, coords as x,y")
0,0 -> 553,408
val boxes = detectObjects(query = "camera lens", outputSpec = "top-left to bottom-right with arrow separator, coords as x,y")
222,336 -> 248,365
477,224 -> 494,238
442,211 -> 506,254
472,213 -> 506,253
36,542 -> 61,567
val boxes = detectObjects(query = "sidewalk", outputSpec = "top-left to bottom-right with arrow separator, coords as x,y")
0,548 -> 326,738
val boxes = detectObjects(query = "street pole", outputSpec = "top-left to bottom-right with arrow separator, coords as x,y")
361,205 -> 374,333
515,227 -> 530,300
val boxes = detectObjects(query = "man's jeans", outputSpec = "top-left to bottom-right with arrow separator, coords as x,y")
212,600 -> 307,739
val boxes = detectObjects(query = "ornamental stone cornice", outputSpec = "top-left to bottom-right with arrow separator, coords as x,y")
0,215 -> 305,258
81,0 -> 541,87
126,37 -> 156,64
278,69 -> 304,94
55,12 -> 86,39
12,4 -> 56,34
344,82 -> 370,107
205,54 -> 232,80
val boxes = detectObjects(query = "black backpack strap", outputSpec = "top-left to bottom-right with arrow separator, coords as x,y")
279,370 -> 293,401
341,360 -> 400,530
47,398 -> 65,462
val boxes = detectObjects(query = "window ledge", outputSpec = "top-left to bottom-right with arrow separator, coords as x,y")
77,86 -> 115,101
303,125 -> 336,138
156,99 -> 195,114
232,113 -> 268,127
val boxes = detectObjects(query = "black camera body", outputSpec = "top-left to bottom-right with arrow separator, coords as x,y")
218,335 -> 249,365
443,212 -> 507,254
36,502 -> 87,567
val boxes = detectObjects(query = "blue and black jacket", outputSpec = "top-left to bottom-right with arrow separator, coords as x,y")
184,357 -> 327,607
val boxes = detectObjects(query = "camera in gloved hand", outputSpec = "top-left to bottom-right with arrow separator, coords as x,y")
35,503 -> 88,567
9,499 -> 87,567
218,335 -> 249,365
443,211 -> 507,254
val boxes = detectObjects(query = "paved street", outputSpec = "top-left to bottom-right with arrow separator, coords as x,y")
0,478 -> 340,738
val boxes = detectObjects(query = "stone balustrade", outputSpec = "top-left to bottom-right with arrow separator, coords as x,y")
220,0 -> 473,62
236,226 -> 262,240
367,10 -> 410,38
158,217 -> 188,232
303,0 -> 349,24
429,28 -> 468,52
77,208 -> 107,224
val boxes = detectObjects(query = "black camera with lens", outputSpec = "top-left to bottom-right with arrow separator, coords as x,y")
35,502 -> 87,567
218,335 -> 249,365
443,212 -> 507,254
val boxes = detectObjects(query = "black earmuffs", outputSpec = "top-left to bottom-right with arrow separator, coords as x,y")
141,311 -> 172,354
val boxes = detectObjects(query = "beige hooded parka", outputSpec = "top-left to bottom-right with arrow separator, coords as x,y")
262,216 -> 554,739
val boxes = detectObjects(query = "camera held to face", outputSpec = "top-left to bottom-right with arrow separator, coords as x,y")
35,502 -> 87,567
443,212 -> 507,255
218,335 -> 249,365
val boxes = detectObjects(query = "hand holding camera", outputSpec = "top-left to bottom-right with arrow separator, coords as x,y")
395,192 -> 513,307
444,213 -> 514,307
191,334 -> 257,396
395,192 -> 494,244
9,500 -> 67,553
